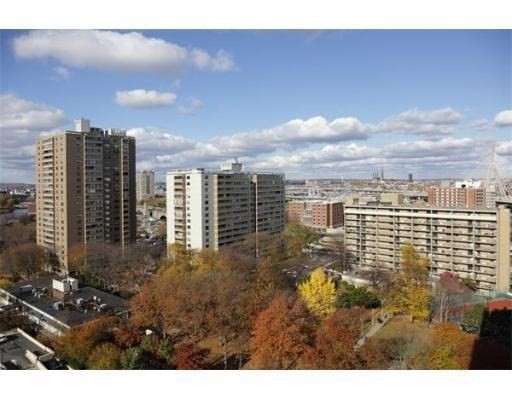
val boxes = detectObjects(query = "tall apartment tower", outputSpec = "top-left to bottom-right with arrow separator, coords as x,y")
136,170 -> 155,201
35,118 -> 136,272
166,161 -> 285,254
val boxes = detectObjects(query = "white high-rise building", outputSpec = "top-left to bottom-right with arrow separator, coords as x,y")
166,162 -> 285,254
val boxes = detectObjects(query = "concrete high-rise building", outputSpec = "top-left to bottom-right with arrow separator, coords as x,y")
344,205 -> 511,294
286,200 -> 344,232
136,170 -> 155,201
35,118 -> 136,272
166,161 -> 284,254
408,173 -> 413,183
428,187 -> 486,208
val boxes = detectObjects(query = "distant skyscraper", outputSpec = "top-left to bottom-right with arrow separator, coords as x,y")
136,170 -> 155,201
166,161 -> 285,255
408,173 -> 413,183
35,118 -> 136,272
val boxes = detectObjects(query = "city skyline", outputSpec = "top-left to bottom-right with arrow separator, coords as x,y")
1,30 -> 511,183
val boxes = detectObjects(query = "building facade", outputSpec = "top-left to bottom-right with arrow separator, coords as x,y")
344,205 -> 511,294
428,187 -> 486,208
166,162 -> 285,253
35,118 -> 136,272
136,170 -> 155,201
286,200 -> 344,231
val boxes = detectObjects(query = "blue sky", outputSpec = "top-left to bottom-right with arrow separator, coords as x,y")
1,30 -> 511,182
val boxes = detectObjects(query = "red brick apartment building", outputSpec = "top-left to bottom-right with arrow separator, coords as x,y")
286,200 -> 344,231
428,187 -> 486,208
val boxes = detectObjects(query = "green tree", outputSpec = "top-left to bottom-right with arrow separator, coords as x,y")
298,267 -> 336,319
87,342 -> 122,369
336,282 -> 380,309
284,223 -> 318,258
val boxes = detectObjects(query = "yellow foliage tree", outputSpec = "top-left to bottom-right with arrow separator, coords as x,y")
385,244 -> 431,322
298,267 -> 336,319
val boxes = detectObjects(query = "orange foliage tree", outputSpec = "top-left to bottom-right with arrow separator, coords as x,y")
249,292 -> 315,369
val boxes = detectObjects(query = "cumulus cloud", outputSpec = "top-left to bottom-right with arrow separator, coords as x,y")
376,107 -> 462,136
470,109 -> 512,131
12,30 -> 236,76
115,89 -> 177,109
0,93 -> 66,133
494,109 -> 512,126
177,97 -> 203,114
0,93 -> 66,182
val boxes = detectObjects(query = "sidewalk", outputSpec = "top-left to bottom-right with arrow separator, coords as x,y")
355,313 -> 392,349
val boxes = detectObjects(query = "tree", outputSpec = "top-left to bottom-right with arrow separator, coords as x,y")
302,308 -> 363,369
284,223 -> 318,258
173,342 -> 209,370
385,244 -> 431,322
55,317 -> 117,369
298,267 -> 336,319
461,304 -> 484,332
426,323 -> 474,369
250,292 -> 315,369
328,233 -> 355,272
139,334 -> 174,366
432,272 -> 465,323
336,282 -> 380,309
87,342 -> 122,370
247,255 -> 290,320
0,243 -> 46,280
120,347 -> 143,370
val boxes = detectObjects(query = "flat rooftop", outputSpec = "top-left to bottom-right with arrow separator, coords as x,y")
0,328 -> 64,370
6,276 -> 129,330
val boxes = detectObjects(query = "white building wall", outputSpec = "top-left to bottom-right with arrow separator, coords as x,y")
187,172 -> 206,249
166,173 -> 175,244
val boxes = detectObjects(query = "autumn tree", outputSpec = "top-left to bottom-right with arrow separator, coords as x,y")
0,243 -> 46,280
250,292 -> 315,369
425,323 -> 474,369
298,267 -> 336,319
302,308 -> 363,369
385,244 -> 431,322
173,342 -> 209,370
432,272 -> 465,323
87,342 -> 122,370
247,254 -> 290,320
55,317 -> 117,369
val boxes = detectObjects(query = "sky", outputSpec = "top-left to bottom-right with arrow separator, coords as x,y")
0,29 -> 511,183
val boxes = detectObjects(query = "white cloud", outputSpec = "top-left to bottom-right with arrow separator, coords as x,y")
376,107 -> 462,136
177,97 -> 203,114
115,89 -> 177,109
12,30 -> 236,76
53,66 -> 69,79
0,93 -> 66,133
470,119 -> 494,131
494,109 -> 512,126
0,93 -> 67,183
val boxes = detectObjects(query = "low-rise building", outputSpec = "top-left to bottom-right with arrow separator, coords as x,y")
286,200 -> 344,232
428,186 -> 486,208
0,328 -> 66,370
345,205 -> 511,295
0,276 -> 129,335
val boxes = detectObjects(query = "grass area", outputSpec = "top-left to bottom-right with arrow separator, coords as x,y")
372,315 -> 432,341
